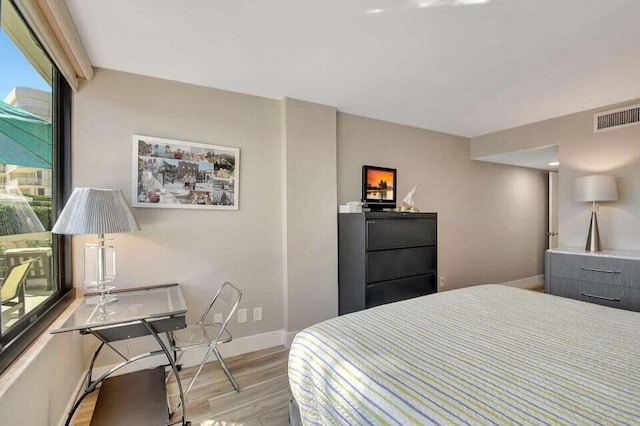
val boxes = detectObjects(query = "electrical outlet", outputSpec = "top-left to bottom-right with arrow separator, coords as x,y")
439,277 -> 446,288
253,307 -> 263,322
213,313 -> 223,323
238,309 -> 247,323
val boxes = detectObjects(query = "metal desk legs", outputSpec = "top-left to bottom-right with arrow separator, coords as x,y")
63,322 -> 189,426
141,319 -> 188,426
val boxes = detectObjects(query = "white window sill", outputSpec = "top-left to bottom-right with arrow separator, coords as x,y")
0,295 -> 83,397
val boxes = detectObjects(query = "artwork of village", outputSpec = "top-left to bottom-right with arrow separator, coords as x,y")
133,136 -> 239,209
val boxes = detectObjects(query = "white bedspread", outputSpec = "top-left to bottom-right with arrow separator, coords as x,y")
289,285 -> 640,425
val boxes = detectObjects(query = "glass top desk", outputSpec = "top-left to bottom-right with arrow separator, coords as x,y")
52,283 -> 190,426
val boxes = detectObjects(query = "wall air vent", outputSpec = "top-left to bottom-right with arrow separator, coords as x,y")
593,104 -> 640,133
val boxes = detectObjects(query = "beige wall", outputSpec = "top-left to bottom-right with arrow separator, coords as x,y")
281,98 -> 338,332
70,72 -> 343,367
0,303 -> 86,426
72,69 -> 285,365
338,113 -> 548,289
2,68 -> 553,425
472,98 -> 640,250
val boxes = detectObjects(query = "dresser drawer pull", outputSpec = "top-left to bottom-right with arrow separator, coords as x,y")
580,267 -> 621,274
580,292 -> 621,302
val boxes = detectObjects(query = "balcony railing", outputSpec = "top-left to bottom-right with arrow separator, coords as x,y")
11,177 -> 51,186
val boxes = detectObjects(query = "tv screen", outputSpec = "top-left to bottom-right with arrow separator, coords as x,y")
362,165 -> 397,210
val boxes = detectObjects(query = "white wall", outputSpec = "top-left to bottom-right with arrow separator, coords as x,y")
70,72 -> 344,367
281,98 -> 338,332
1,67 -> 553,425
472,98 -> 640,250
73,69 -> 285,365
74,69 -> 548,335
0,302 -> 86,426
338,113 -> 548,290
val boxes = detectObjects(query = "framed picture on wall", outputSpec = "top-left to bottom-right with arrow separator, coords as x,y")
132,135 -> 240,210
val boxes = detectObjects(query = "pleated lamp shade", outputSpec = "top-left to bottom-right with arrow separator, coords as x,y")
52,188 -> 140,235
573,175 -> 618,203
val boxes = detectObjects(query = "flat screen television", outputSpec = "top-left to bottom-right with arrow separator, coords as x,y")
362,165 -> 397,211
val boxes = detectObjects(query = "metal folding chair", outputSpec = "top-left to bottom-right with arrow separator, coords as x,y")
167,281 -> 242,414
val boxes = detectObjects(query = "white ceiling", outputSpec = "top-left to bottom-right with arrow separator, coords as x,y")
66,0 -> 640,137
476,144 -> 559,172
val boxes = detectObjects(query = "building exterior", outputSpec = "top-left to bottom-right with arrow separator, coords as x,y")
4,87 -> 51,120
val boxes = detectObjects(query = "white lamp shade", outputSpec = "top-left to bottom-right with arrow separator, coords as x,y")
52,188 -> 140,235
573,175 -> 618,203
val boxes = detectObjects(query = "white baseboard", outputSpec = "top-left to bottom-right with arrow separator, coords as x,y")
217,329 -> 286,359
91,328 -> 289,379
500,274 -> 544,290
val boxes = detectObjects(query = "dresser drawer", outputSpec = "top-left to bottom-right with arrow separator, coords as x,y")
578,282 -> 640,312
547,277 -> 583,299
367,246 -> 436,283
549,253 -> 640,288
366,217 -> 436,250
548,277 -> 640,312
366,274 -> 436,309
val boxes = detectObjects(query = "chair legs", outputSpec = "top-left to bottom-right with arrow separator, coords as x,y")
213,345 -> 239,392
169,346 -> 213,415
169,343 -> 240,415
185,345 -> 216,397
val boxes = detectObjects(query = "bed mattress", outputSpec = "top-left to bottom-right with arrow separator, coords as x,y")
288,285 -> 640,425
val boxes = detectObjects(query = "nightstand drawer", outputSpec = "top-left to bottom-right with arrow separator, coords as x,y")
547,277 -> 582,299
549,253 -> 640,288
577,282 -> 640,312
548,277 -> 640,312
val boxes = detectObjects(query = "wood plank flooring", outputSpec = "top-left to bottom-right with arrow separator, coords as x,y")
73,346 -> 291,426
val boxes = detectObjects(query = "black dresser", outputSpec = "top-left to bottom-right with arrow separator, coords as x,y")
338,212 -> 438,315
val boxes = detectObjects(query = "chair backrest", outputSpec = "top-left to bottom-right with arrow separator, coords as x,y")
199,282 -> 242,338
1,260 -> 33,302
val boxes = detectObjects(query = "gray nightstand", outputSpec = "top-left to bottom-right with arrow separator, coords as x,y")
545,248 -> 640,312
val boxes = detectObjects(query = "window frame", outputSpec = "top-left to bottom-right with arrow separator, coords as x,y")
0,0 -> 73,375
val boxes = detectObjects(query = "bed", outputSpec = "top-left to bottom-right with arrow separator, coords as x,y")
288,285 -> 640,425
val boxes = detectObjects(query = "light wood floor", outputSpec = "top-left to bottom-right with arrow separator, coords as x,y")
73,346 -> 291,426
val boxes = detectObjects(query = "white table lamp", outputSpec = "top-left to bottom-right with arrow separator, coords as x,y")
52,188 -> 140,307
573,175 -> 618,252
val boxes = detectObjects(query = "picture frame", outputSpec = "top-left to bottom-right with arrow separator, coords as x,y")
132,135 -> 239,210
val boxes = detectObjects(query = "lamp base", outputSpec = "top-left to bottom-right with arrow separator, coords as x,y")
585,210 -> 602,252
85,294 -> 119,305
85,284 -> 118,305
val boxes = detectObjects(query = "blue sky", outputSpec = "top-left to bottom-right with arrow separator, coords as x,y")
0,29 -> 51,101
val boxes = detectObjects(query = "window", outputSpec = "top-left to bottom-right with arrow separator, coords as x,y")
0,0 -> 71,373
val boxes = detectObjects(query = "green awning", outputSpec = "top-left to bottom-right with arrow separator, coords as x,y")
0,100 -> 51,169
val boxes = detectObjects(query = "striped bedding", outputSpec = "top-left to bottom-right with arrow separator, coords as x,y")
288,285 -> 640,425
